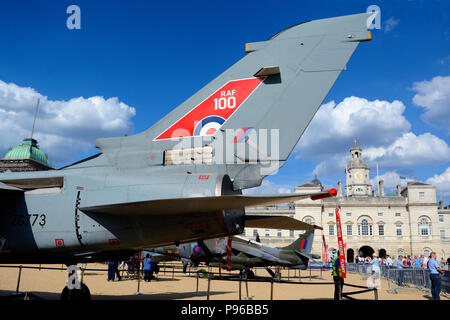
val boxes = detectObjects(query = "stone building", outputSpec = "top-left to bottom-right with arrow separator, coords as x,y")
245,141 -> 450,261
0,138 -> 53,172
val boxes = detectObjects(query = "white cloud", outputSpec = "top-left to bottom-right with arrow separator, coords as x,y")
296,96 -> 410,160
426,167 -> 450,197
296,96 -> 412,175
296,95 -> 450,178
0,80 -> 136,165
383,16 -> 399,32
412,75 -> 450,131
311,132 -> 450,179
363,132 -> 450,167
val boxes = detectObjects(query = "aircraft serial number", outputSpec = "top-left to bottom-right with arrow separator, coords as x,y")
10,214 -> 46,227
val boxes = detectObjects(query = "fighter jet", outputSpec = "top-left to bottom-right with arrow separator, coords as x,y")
152,227 -> 321,278
0,12 -> 375,299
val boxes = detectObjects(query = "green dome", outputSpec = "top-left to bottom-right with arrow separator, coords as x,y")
4,138 -> 49,165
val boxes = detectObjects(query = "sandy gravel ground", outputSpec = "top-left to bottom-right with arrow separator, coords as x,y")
0,262 -> 446,300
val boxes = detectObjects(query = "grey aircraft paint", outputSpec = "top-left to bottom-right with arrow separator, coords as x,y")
0,12 -> 374,266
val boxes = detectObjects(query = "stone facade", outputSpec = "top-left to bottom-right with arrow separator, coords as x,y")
244,142 -> 450,261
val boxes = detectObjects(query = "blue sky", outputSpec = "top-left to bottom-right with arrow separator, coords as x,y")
0,0 -> 449,201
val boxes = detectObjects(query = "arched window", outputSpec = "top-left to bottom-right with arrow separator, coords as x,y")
305,218 -> 312,225
419,218 -> 430,236
361,219 -> 369,236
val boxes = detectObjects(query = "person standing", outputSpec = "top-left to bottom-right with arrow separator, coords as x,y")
182,258 -> 188,273
114,260 -> 121,281
428,252 -> 445,300
397,255 -> 404,286
414,256 -> 421,269
332,252 -> 344,300
107,261 -> 117,281
143,254 -> 153,282
386,255 -> 393,268
422,255 -> 429,269
369,255 -> 381,289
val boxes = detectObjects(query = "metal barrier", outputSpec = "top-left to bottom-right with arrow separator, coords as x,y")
347,263 -> 450,295
1,263 -> 379,300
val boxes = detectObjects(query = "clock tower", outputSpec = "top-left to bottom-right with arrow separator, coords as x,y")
345,138 -> 372,197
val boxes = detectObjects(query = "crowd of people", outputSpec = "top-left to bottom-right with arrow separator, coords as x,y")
106,254 -> 160,282
354,254 -> 450,270
329,252 -> 448,300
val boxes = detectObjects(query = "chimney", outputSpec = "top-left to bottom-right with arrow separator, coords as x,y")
439,200 -> 443,209
397,184 -> 402,196
337,180 -> 342,197
379,179 -> 385,197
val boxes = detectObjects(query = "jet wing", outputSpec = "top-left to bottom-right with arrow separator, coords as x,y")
231,242 -> 280,263
244,216 -> 322,231
79,189 -> 336,216
295,250 -> 321,260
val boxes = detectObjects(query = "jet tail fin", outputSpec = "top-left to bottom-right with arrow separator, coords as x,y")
282,228 -> 316,254
94,12 -> 375,189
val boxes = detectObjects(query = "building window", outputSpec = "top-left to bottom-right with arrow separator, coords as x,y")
395,212 -> 401,217
440,230 -> 445,239
378,212 -> 383,216
277,230 -> 282,237
396,225 -> 402,236
419,192 -> 424,199
358,225 -> 361,236
305,218 -> 312,225
398,249 -> 405,257
346,212 -> 351,216
346,225 -> 352,236
265,229 -> 270,237
290,230 -> 294,237
329,212 -> 333,217
424,249 -> 430,257
361,219 -> 369,236
253,229 -> 258,237
329,225 -> 335,236
439,215 -> 444,222
419,219 -> 430,236
378,225 -> 384,236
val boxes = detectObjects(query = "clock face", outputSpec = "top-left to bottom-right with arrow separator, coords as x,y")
354,172 -> 363,181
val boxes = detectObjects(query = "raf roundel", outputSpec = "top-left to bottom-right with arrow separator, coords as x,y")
194,116 -> 225,136
192,245 -> 202,255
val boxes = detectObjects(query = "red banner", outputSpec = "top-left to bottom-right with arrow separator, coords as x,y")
322,234 -> 328,266
335,207 -> 347,278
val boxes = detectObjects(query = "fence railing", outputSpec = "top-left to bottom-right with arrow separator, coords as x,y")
347,262 -> 450,295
